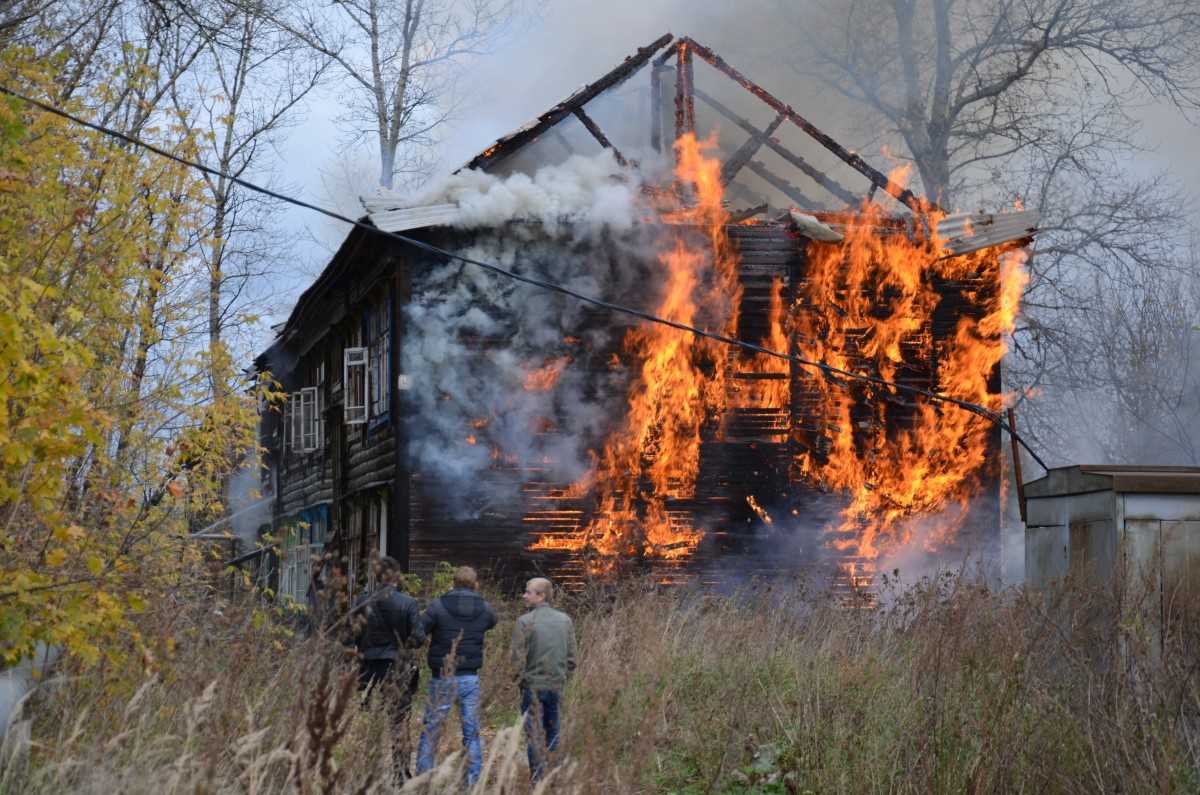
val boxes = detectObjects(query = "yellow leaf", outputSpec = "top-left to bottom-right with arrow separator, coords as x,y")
86,555 -> 103,576
52,524 -> 85,542
45,548 -> 66,567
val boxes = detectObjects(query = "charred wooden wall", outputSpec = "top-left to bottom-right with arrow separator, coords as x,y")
403,222 -> 1001,589
261,221 -> 1002,593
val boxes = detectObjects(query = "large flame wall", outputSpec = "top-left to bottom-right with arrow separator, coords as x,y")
405,139 -> 1018,589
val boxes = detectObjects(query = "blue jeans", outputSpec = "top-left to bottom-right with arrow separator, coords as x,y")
520,688 -> 560,780
416,674 -> 483,783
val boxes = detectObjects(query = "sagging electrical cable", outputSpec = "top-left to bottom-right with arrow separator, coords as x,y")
0,84 -> 1050,473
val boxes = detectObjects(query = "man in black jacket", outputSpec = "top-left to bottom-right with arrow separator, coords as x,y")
414,566 -> 498,785
352,556 -> 424,780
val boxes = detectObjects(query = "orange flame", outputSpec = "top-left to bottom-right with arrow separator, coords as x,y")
792,181 -> 1026,560
524,149 -> 1027,577
531,133 -> 739,565
523,357 -> 570,391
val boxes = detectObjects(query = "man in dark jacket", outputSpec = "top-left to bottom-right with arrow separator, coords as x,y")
414,566 -> 498,785
352,556 -> 424,781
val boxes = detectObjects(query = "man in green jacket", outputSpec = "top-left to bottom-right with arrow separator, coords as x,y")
510,577 -> 576,780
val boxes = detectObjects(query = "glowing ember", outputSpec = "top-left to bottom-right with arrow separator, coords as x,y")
531,133 -> 739,566
746,494 -> 773,525
523,356 -> 570,392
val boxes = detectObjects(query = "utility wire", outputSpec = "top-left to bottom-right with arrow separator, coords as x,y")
0,84 -> 1050,473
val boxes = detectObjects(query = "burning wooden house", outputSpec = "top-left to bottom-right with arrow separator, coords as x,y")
252,34 -> 1037,599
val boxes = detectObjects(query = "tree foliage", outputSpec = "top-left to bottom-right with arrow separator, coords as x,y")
0,47 -> 262,667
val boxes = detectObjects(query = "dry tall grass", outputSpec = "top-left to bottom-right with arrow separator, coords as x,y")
2,573 -> 1197,793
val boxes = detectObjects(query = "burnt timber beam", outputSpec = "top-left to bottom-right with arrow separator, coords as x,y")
721,111 -> 785,186
694,86 -> 859,207
653,38 -> 680,66
458,32 -> 673,173
650,39 -> 679,153
674,40 -> 696,141
682,37 -> 931,213
744,159 -> 822,209
728,202 -> 769,223
572,106 -> 629,168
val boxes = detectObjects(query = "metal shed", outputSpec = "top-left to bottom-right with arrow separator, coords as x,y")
1024,465 -> 1200,631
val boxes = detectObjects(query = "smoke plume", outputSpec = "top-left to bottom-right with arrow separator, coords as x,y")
399,151 -> 670,517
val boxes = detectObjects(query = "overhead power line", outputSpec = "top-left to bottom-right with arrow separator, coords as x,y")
0,84 -> 1050,473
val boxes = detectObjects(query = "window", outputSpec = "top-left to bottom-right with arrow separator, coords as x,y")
374,496 -> 388,558
344,347 -> 368,424
278,508 -> 327,604
278,540 -> 310,604
300,387 -> 320,451
281,395 -> 292,450
368,297 -> 391,419
288,392 -> 302,453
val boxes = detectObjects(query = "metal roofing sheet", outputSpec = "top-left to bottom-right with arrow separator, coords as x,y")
364,202 -> 461,233
936,209 -> 1039,255
1025,464 -> 1200,498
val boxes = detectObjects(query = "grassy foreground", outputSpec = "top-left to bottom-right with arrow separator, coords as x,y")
2,573 -> 1198,794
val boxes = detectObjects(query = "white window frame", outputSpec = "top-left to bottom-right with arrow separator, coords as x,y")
344,346 -> 369,425
300,387 -> 320,451
282,394 -> 292,449
288,392 -> 303,453
280,542 -> 313,604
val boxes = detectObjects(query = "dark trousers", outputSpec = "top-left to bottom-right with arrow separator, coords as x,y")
520,687 -> 561,780
360,658 -> 420,781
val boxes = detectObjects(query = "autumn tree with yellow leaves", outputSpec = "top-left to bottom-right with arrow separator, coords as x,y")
0,44 -> 266,668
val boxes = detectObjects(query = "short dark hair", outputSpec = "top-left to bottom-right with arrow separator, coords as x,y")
379,556 -> 403,579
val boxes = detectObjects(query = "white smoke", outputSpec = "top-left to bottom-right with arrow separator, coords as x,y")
393,149 -> 642,235
399,152 -> 666,516
212,462 -> 271,554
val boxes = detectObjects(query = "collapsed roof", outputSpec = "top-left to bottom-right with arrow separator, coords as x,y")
364,32 -> 1038,251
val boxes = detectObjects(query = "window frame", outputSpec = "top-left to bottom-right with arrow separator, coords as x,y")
367,295 -> 391,420
344,346 -> 369,425
288,392 -> 303,453
300,386 -> 319,451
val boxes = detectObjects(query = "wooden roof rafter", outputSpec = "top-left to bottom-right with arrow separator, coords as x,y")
454,33 -> 935,215
456,32 -> 673,174
674,37 -> 933,213
691,86 -> 860,207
